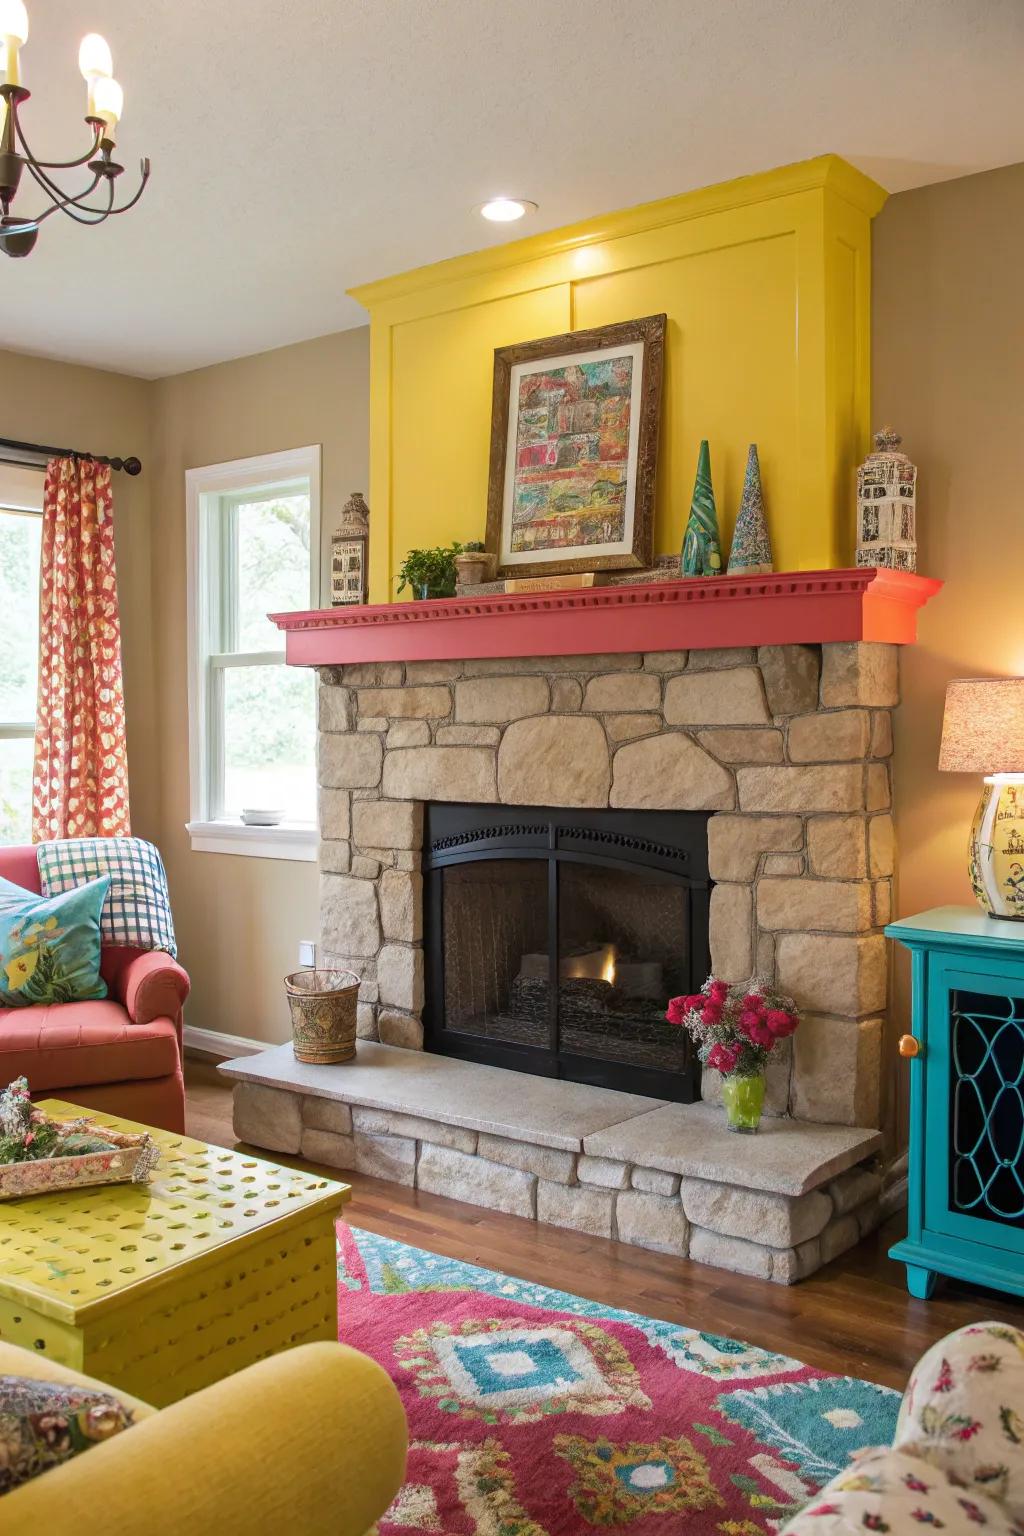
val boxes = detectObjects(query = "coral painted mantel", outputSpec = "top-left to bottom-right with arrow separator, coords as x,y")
272,568 -> 941,666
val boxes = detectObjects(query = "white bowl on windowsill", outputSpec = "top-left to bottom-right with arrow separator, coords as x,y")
241,809 -> 285,827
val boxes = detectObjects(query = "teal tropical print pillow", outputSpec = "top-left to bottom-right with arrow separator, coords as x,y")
0,875 -> 110,1008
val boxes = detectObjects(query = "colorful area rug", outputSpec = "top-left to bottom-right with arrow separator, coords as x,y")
338,1225 -> 900,1534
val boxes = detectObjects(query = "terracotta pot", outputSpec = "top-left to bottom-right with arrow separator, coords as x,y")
455,551 -> 495,586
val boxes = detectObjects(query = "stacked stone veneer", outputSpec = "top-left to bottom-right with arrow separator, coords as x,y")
232,1076 -> 883,1285
315,640 -> 897,1129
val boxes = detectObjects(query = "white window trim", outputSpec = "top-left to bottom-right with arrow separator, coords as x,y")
185,445 -> 321,861
0,471 -> 45,790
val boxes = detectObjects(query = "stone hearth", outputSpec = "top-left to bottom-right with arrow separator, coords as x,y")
222,1042 -> 883,1285
313,640 -> 895,1127
224,636 -> 899,1282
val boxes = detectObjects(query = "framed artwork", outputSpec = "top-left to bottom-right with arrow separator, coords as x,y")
485,314 -> 666,579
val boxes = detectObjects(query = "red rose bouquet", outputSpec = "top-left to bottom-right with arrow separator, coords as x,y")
665,977 -> 800,1079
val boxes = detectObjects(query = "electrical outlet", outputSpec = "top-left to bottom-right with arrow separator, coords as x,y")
298,940 -> 316,967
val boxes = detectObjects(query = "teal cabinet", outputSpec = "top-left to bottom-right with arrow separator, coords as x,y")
887,906 -> 1024,1300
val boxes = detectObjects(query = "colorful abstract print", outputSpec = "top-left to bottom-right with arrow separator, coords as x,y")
511,355 -> 634,554
337,1225 -> 899,1535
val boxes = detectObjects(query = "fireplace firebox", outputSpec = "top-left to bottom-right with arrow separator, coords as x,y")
423,803 -> 711,1101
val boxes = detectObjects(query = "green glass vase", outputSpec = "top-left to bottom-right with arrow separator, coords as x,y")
721,1071 -> 765,1133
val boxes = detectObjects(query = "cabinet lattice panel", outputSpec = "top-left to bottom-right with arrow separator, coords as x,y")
950,989 -> 1024,1228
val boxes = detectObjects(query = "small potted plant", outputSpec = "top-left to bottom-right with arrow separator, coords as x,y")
396,543 -> 464,600
454,541 -> 496,587
665,978 -> 800,1132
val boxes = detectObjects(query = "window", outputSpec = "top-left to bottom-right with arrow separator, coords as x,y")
0,467 -> 44,845
186,447 -> 321,859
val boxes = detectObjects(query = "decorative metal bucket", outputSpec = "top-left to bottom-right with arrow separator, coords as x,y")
284,967 -> 360,1064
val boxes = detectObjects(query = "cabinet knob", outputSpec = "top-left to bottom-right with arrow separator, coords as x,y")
898,1034 -> 921,1059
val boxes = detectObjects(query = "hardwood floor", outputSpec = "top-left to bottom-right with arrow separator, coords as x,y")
185,1058 -> 1024,1392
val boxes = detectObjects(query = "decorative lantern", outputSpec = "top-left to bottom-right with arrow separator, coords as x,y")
856,427 -> 917,572
330,492 -> 370,606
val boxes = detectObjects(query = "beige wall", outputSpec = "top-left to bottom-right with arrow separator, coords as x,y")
149,329 -> 369,1045
874,161 -> 1024,1142
0,352 -> 159,835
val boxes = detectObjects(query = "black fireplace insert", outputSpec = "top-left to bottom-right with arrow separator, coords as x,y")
423,802 -> 711,1101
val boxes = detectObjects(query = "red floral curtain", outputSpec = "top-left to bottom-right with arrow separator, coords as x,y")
32,457 -> 131,840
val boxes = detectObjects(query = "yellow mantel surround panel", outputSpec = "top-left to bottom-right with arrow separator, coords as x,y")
350,156 -> 887,605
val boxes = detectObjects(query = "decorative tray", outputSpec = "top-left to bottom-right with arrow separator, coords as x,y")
0,1077 -> 161,1199
0,1123 -> 161,1200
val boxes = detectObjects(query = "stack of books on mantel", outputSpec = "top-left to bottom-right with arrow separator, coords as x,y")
459,559 -> 680,598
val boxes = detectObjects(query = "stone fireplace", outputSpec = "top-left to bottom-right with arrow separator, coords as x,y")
224,578 -> 941,1283
314,639 -> 894,1128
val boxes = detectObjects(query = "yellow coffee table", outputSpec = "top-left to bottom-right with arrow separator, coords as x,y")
0,1100 -> 350,1407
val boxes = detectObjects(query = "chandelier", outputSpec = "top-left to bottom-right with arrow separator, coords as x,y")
0,0 -> 149,258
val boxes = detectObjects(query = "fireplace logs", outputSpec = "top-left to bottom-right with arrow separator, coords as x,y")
519,943 -> 619,983
504,941 -> 673,1066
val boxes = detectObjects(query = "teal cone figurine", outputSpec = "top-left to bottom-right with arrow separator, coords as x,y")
728,443 -> 773,575
680,440 -> 723,576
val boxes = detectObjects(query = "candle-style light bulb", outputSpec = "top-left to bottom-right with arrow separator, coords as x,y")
0,0 -> 29,88
78,32 -> 112,81
0,0 -> 29,44
79,33 -> 114,118
91,74 -> 123,137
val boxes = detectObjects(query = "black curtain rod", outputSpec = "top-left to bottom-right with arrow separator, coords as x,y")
0,435 -> 142,476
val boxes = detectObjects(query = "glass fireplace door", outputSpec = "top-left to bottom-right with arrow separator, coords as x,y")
556,860 -> 691,1079
439,856 -> 553,1054
424,803 -> 710,1101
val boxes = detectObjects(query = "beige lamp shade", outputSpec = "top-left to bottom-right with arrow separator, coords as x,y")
939,678 -> 1024,773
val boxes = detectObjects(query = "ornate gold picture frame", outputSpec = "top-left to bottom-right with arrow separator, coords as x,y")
485,314 -> 666,580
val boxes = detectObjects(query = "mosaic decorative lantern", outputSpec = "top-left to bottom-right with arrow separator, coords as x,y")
331,492 -> 370,606
856,427 -> 917,572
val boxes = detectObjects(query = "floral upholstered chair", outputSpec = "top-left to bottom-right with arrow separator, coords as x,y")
781,1322 -> 1024,1534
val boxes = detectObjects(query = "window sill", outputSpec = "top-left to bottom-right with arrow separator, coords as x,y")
185,820 -> 317,862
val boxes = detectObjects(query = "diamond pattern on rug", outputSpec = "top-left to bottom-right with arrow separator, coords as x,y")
644,1322 -> 802,1381
396,1315 -> 652,1424
338,1225 -> 901,1536
554,1432 -> 725,1524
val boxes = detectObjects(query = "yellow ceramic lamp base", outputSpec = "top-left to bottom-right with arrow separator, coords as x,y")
969,774 -> 1024,920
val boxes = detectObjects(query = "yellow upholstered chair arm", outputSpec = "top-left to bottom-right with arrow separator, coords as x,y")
3,1342 -> 408,1536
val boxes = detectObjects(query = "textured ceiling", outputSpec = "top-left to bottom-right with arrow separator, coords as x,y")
2,0 -> 1023,378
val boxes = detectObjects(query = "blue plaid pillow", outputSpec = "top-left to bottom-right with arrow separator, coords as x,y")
36,838 -> 177,959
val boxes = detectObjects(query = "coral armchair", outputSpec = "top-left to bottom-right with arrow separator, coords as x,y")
0,845 -> 188,1132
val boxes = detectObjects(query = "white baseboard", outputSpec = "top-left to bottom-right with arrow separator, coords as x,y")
184,1025 -> 268,1061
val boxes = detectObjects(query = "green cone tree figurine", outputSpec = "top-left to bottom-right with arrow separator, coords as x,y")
728,443 -> 773,575
680,439 -> 723,576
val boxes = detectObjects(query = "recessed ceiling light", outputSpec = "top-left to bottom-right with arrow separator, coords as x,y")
479,197 -> 537,223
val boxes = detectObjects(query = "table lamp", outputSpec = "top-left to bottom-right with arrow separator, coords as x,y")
939,677 -> 1024,919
